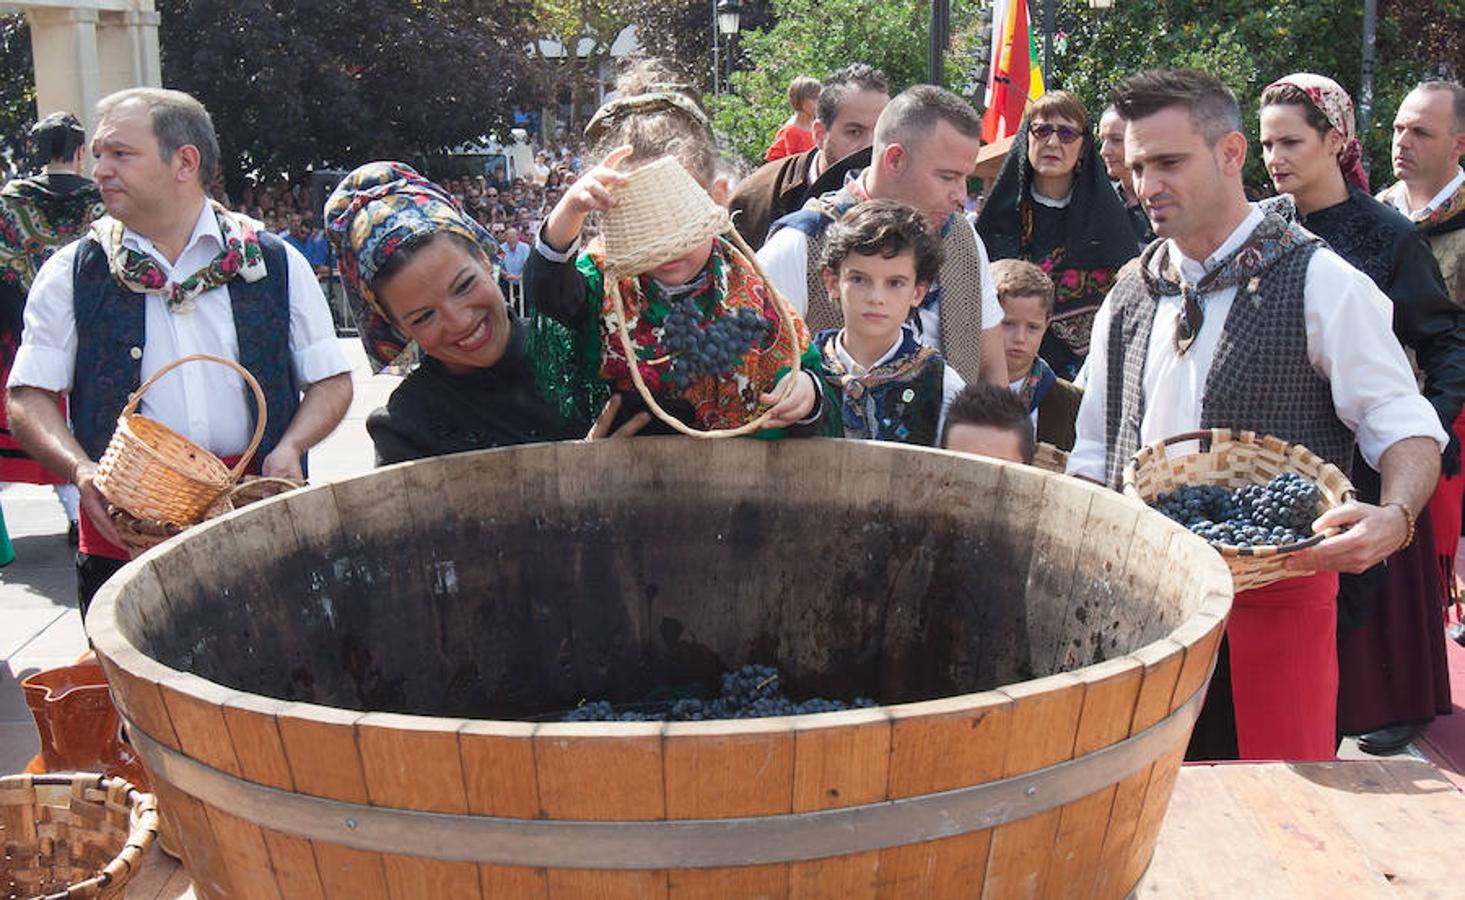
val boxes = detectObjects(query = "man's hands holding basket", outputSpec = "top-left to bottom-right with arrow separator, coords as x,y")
1285,500 -> 1411,574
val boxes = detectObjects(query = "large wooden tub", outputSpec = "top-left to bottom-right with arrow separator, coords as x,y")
88,438 -> 1231,899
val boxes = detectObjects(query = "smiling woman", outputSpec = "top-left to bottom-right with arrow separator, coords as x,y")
324,162 -> 581,465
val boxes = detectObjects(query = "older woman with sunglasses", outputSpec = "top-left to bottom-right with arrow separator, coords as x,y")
976,91 -> 1140,379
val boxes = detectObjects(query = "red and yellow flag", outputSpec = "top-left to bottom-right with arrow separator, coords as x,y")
982,1 -> 1046,144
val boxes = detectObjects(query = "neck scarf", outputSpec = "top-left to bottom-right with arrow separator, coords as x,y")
821,328 -> 940,436
1265,73 -> 1370,194
1142,212 -> 1314,353
324,161 -> 499,372
1017,355 -> 1057,412
0,175 -> 105,291
88,200 -> 266,315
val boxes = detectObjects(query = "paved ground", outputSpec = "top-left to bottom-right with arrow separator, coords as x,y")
0,337 -> 396,772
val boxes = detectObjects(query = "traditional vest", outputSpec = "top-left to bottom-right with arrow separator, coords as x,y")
816,328 -> 946,446
69,231 -> 301,465
773,202 -> 986,384
1102,225 -> 1353,489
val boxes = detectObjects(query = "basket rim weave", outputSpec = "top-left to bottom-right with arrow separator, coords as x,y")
0,771 -> 159,900
1121,428 -> 1356,559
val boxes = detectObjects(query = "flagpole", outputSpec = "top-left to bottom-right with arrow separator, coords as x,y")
1042,0 -> 1055,76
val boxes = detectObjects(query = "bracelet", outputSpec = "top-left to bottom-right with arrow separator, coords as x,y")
1383,501 -> 1416,554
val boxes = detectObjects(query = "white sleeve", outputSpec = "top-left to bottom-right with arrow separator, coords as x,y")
1303,249 -> 1448,467
971,224 -> 1004,329
1065,297 -> 1113,482
756,227 -> 810,318
283,239 -> 351,386
6,241 -> 80,392
936,363 -> 967,444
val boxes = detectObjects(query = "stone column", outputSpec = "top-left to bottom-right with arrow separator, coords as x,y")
26,5 -> 101,136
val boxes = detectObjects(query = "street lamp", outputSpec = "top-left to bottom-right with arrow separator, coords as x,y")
717,0 -> 742,36
715,0 -> 742,94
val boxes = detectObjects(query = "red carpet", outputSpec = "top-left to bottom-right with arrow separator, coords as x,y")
1416,626 -> 1465,790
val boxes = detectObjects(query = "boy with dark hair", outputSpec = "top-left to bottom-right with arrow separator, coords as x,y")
815,199 -> 962,445
940,382 -> 1035,464
991,259 -> 1082,450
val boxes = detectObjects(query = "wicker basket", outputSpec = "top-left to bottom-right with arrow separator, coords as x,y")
1122,429 -> 1355,591
110,476 -> 305,557
603,157 -> 803,439
0,773 -> 158,900
601,156 -> 732,279
1031,442 -> 1068,474
94,354 -> 266,527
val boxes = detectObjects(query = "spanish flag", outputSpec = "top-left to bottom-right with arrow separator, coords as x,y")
982,0 -> 1046,144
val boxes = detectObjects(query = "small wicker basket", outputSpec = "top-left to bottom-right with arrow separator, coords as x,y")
94,354 -> 266,527
1122,429 -> 1355,592
602,156 -> 803,439
0,772 -> 158,900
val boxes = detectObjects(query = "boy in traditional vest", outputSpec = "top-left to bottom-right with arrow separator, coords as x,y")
991,259 -> 1082,451
814,200 -> 963,445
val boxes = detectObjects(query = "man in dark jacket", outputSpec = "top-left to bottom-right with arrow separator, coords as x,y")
729,64 -> 890,250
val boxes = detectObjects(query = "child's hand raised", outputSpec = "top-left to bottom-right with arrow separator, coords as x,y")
759,370 -> 819,430
542,145 -> 634,252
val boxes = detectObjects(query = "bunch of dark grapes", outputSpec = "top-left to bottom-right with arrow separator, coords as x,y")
1153,472 -> 1322,548
560,664 -> 876,722
661,301 -> 771,392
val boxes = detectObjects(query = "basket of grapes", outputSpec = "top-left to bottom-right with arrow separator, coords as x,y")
1122,429 -> 1355,591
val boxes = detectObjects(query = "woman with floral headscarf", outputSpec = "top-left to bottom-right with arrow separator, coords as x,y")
325,162 -> 644,465
1261,73 -> 1465,755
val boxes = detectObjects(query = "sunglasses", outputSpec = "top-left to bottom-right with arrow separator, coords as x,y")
1030,123 -> 1084,145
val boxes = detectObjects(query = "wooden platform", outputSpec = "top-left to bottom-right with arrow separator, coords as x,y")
125,758 -> 1464,898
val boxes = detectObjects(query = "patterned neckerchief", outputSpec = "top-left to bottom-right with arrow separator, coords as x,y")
1142,212 -> 1313,353
1017,355 -> 1056,412
88,200 -> 267,315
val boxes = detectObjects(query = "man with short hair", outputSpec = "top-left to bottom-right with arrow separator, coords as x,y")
760,84 -> 1006,386
1069,69 -> 1447,762
1,112 -> 106,543
7,87 -> 353,614
497,226 -> 529,305
940,382 -> 1034,464
1377,80 -> 1465,306
730,64 -> 891,251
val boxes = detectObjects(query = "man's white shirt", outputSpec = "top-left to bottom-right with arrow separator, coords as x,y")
1067,205 -> 1447,481
9,201 -> 350,458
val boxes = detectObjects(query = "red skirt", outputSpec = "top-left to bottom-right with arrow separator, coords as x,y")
1426,409 -> 1465,598
1336,513 -> 1451,732
1228,572 -> 1340,760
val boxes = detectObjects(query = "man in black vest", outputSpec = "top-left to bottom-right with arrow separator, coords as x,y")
1067,69 -> 1445,763
728,63 -> 890,251
6,88 -> 352,614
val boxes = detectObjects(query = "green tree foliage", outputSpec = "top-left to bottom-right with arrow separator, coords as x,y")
1055,0 -> 1462,187
157,0 -> 540,194
0,15 -> 35,170
709,0 -> 977,167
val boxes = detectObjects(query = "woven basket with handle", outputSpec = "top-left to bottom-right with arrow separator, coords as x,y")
603,156 -> 803,439
94,353 -> 266,527
0,772 -> 158,900
108,476 -> 306,556
1122,429 -> 1355,591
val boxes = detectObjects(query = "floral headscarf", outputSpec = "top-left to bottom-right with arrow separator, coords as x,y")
324,161 -> 498,372
1265,72 -> 1370,194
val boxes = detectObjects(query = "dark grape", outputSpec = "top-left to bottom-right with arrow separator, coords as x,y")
558,664 -> 873,722
659,297 -> 773,390
1151,472 -> 1323,548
